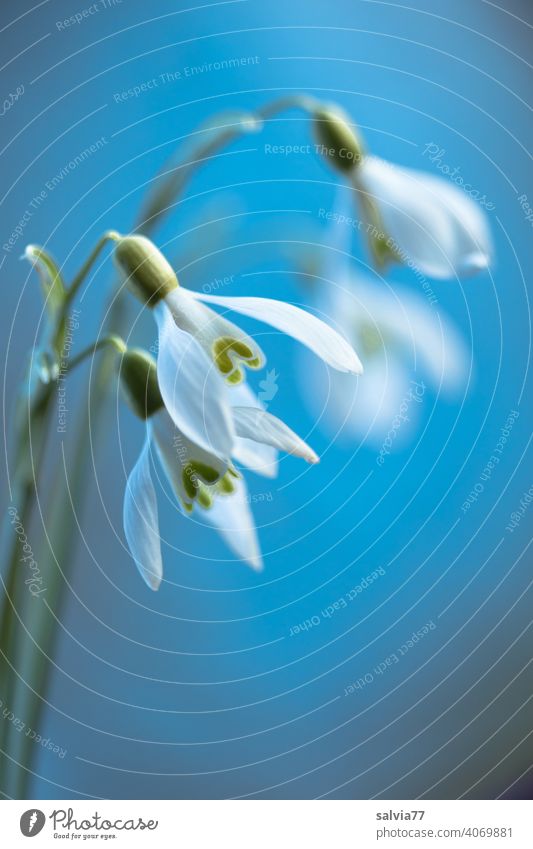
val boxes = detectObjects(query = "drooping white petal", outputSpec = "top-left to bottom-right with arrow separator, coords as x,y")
190,291 -> 363,374
356,156 -> 492,279
227,381 -> 278,478
203,476 -> 263,571
123,437 -> 162,591
165,287 -> 265,380
150,409 -> 227,511
154,302 -> 235,459
232,407 -> 319,464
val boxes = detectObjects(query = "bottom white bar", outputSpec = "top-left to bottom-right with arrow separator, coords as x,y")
0,799 -> 531,847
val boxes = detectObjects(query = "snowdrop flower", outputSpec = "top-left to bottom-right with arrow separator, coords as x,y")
113,234 -> 363,465
313,107 -> 492,279
111,234 -> 362,587
114,236 -> 362,589
299,207 -> 469,447
119,349 -> 319,589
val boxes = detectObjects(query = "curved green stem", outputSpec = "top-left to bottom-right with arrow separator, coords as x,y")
137,96 -> 315,232
64,231 -> 119,307
66,334 -> 126,373
255,94 -> 318,119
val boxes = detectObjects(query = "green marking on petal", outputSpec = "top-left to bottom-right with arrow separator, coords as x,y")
189,461 -> 220,484
197,485 -> 213,510
182,466 -> 198,500
218,474 -> 235,495
359,322 -> 383,357
226,369 -> 244,385
212,335 -> 261,383
182,461 -> 221,507
212,338 -> 234,374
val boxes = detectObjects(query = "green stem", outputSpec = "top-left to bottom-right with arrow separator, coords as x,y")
255,94 -> 318,119
137,96 -> 313,232
0,258 -> 122,796
66,334 -> 126,373
9,419 -> 95,798
0,381 -> 54,795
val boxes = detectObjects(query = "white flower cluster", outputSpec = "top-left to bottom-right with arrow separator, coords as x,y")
114,235 -> 362,589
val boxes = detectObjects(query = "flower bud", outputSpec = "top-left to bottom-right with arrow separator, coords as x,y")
313,107 -> 364,173
120,348 -> 164,419
113,235 -> 178,306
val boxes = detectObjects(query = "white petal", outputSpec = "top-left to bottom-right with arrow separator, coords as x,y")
203,476 -> 263,571
190,291 -> 363,374
357,156 -> 492,279
123,437 -> 162,591
232,407 -> 318,464
155,303 -> 235,459
150,410 -> 227,511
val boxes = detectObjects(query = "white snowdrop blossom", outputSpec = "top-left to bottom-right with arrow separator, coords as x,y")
122,356 -> 319,589
114,234 -> 360,589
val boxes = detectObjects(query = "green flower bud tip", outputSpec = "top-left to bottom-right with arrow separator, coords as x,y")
113,234 -> 179,307
313,107 -> 364,173
120,347 -> 164,420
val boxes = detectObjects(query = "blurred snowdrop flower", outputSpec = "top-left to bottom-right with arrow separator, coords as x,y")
120,349 -> 318,588
354,157 -> 493,279
302,277 -> 469,447
313,107 -> 493,279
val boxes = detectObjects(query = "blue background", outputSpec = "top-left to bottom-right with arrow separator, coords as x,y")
1,0 -> 532,799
